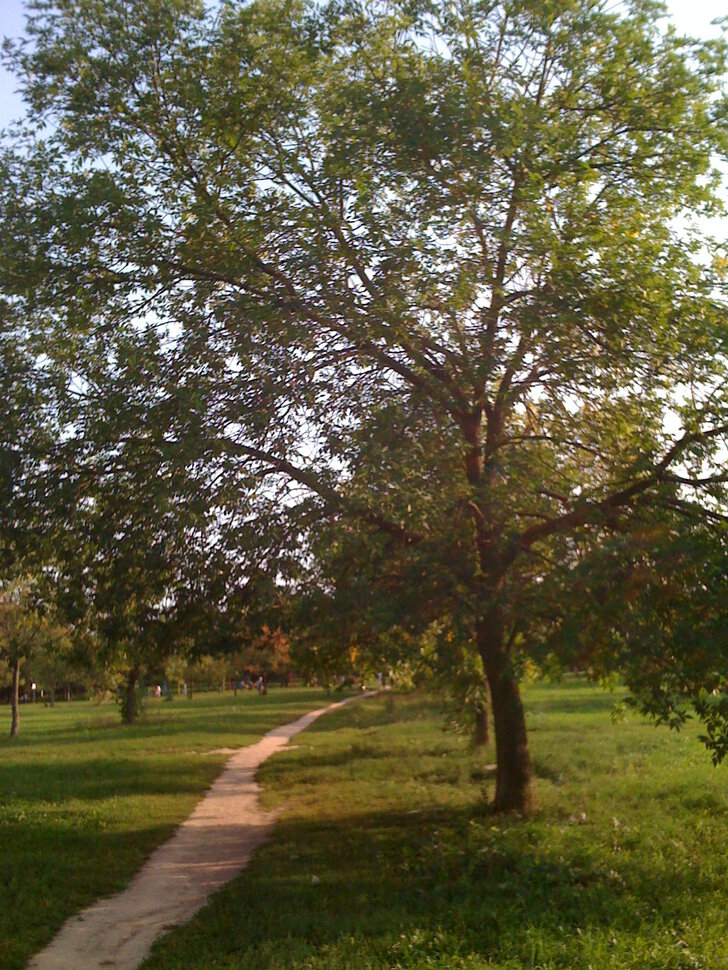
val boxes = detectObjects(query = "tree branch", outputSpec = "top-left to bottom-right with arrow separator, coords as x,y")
224,441 -> 423,546
507,424 -> 728,564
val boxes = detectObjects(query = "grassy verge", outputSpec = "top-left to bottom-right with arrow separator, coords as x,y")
142,681 -> 728,970
0,687 -> 329,970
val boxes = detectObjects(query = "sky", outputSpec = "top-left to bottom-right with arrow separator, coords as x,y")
0,0 -> 726,128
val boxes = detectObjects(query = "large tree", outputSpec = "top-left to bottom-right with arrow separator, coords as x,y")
3,0 -> 728,808
45,324 -> 261,723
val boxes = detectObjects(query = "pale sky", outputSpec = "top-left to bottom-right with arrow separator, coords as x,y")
0,0 -> 725,128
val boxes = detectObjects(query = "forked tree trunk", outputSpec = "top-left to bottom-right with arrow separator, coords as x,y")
10,656 -> 20,737
477,615 -> 532,813
474,702 -> 489,746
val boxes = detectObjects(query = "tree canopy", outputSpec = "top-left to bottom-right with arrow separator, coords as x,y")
2,0 -> 728,808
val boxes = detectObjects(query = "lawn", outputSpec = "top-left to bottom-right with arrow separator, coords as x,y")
0,687 -> 329,970
5,680 -> 728,970
140,681 -> 728,970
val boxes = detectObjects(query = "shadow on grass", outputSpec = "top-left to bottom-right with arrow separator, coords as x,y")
140,689 -> 724,968
0,756 -> 215,802
141,794 -> 715,970
0,689 -> 338,970
0,820 -> 175,970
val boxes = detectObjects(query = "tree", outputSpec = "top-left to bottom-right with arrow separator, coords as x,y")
0,277 -> 61,604
164,649 -> 192,695
56,441 -> 223,724
26,613 -> 74,706
291,483 -> 493,731
243,625 -> 292,683
0,296 -> 64,732
522,514 -> 728,764
0,581 -> 47,735
36,314 -> 243,723
3,0 -> 728,809
0,301 -> 45,573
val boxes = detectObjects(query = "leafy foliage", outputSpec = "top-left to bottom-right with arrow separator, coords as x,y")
2,0 -> 728,802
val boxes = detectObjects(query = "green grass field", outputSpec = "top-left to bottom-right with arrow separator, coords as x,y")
0,688 -> 328,970
4,680 -> 728,969
142,682 -> 728,970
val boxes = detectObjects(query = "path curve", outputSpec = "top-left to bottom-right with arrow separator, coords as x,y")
27,692 -> 373,970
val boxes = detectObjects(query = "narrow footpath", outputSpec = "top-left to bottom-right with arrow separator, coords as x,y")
27,693 -> 373,970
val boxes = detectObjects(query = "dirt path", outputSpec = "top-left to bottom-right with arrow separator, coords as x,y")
27,693 -> 372,970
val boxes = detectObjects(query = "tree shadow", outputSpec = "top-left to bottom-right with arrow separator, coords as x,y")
0,819 -> 175,970
139,794 -> 719,970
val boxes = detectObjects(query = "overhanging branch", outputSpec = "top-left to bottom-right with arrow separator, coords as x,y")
224,440 -> 423,546
508,424 -> 728,565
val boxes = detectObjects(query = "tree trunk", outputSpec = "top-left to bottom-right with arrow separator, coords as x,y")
474,701 -> 489,746
10,656 -> 20,737
124,667 -> 138,725
458,406 -> 530,809
477,615 -> 532,813
49,685 -> 55,708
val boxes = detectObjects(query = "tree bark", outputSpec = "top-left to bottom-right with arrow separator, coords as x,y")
10,656 -> 20,737
459,405 -> 531,811
124,667 -> 138,725
474,701 -> 489,746
477,614 -> 532,813
49,686 -> 55,708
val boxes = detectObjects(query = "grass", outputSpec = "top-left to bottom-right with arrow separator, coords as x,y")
0,687 -> 329,970
6,680 -> 728,969
138,680 -> 728,970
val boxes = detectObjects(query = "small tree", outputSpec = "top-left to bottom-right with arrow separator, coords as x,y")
0,583 -> 44,736
164,649 -> 192,696
27,616 -> 74,707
